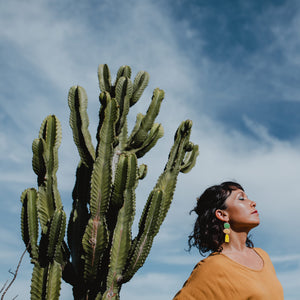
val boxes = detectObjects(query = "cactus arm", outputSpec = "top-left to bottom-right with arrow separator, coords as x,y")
105,153 -> 130,258
98,64 -> 112,93
130,71 -> 150,106
40,115 -> 61,182
21,190 -> 30,249
180,144 -> 199,173
68,86 -> 96,168
37,187 -> 54,234
52,178 -> 63,212
91,93 -> 118,217
32,138 -> 46,185
23,114 -> 67,300
21,188 -> 39,260
30,262 -> 62,300
30,264 -> 46,300
118,120 -> 128,151
126,113 -> 143,146
82,93 -> 118,283
155,120 -> 198,220
115,65 -> 132,84
122,189 -> 162,283
34,115 -> 63,234
38,116 -> 48,140
127,88 -> 164,149
47,209 -> 67,261
82,217 -> 108,283
138,88 -> 164,137
109,154 -> 128,210
115,77 -> 132,136
134,123 -> 164,158
123,120 -> 198,283
55,241 -> 70,268
44,114 -> 62,151
32,115 -> 62,232
105,153 -> 137,292
45,261 -> 62,300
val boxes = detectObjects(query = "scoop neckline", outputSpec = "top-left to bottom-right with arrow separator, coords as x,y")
218,248 -> 265,272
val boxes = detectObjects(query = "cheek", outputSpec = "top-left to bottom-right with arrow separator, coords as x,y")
228,204 -> 248,219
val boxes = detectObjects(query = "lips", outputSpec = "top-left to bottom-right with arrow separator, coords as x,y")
251,210 -> 258,214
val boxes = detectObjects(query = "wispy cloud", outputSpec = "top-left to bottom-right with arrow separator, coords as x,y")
1,0 -> 300,299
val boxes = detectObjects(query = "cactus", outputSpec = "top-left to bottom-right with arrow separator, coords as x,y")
21,115 -> 69,300
20,64 -> 199,299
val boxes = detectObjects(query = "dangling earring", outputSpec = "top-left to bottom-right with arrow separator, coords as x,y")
223,222 -> 230,243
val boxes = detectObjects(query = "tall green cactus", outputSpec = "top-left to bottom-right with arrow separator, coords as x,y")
20,64 -> 199,300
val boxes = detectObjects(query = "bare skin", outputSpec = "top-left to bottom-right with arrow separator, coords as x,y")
215,189 -> 263,270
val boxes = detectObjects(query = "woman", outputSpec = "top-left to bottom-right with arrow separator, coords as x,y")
173,181 -> 284,299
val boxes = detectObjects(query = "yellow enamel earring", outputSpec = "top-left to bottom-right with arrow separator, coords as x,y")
223,222 -> 230,243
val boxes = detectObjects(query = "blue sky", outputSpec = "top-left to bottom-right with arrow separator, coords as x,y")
1,0 -> 300,299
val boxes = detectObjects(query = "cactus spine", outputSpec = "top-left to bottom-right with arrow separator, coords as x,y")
21,64 -> 199,299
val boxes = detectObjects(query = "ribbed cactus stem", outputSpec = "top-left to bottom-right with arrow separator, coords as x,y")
21,188 -> 39,261
127,88 -> 164,149
122,120 -> 198,283
21,114 -> 67,300
122,189 -> 163,283
35,115 -> 63,234
115,77 -> 132,136
98,64 -> 112,93
155,120 -> 195,220
21,64 -> 198,300
180,143 -> 199,173
68,86 -> 95,168
131,71 -> 150,106
104,153 -> 137,295
115,65 -> 132,84
47,209 -> 67,261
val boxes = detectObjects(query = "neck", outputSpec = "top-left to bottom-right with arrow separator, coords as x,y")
221,230 -> 249,252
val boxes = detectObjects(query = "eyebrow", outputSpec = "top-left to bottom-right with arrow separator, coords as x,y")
235,191 -> 244,199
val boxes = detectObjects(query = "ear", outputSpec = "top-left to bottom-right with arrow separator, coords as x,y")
215,209 -> 229,222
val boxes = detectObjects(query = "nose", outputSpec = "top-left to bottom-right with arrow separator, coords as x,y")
250,200 -> 256,207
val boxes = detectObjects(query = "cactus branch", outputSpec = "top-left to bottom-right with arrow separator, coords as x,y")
98,64 -> 112,93
21,188 -> 38,260
127,88 -> 164,150
68,86 -> 95,168
115,65 -> 132,83
131,71 -> 150,106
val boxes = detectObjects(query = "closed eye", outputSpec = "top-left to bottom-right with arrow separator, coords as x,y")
239,197 -> 245,200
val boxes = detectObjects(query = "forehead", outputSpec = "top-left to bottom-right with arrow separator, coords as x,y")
227,188 -> 244,198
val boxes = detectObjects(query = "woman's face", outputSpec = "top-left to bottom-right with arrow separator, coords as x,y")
224,188 -> 260,231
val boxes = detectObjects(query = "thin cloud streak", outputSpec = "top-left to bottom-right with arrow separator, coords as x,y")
0,1 -> 300,299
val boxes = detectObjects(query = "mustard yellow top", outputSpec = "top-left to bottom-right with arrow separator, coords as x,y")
173,248 -> 284,300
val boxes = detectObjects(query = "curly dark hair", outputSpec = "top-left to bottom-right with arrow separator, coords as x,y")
188,181 -> 254,255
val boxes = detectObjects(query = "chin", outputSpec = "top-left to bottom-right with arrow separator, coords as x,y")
248,218 -> 260,229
